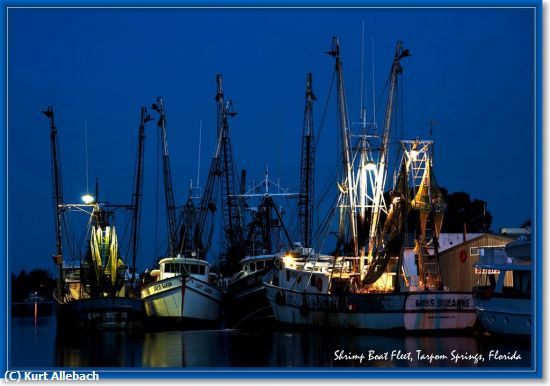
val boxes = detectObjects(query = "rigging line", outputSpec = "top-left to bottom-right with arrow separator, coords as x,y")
400,74 -> 405,140
314,68 -> 336,149
121,210 -> 133,263
371,36 -> 376,125
315,168 -> 337,211
126,125 -> 145,264
312,193 -> 338,244
61,212 -> 75,262
374,69 -> 392,124
360,20 -> 366,124
67,211 -> 85,262
313,205 -> 338,279
197,120 -> 202,189
154,118 -> 161,259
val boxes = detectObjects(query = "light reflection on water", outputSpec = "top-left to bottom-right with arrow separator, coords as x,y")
10,315 -> 532,370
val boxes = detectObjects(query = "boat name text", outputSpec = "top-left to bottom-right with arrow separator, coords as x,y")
87,312 -> 127,321
413,298 -> 471,309
153,281 -> 173,292
193,281 -> 213,295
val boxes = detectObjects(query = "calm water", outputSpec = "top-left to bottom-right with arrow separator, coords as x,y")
9,315 -> 532,371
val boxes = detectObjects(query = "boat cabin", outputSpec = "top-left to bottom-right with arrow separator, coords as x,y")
474,246 -> 531,298
229,255 -> 274,284
270,249 -> 336,294
151,256 -> 212,282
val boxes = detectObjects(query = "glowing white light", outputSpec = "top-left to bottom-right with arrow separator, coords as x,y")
365,161 -> 377,171
81,193 -> 95,204
409,150 -> 419,161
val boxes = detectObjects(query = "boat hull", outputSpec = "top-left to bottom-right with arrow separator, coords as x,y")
474,294 -> 531,336
141,275 -> 222,326
224,269 -> 273,328
265,284 -> 476,331
55,297 -> 144,331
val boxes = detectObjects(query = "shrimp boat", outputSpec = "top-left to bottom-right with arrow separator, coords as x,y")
225,72 -> 316,328
265,37 -> 476,331
45,106 -> 145,330
140,97 -> 222,327
473,237 -> 532,336
140,256 -> 222,325
224,168 -> 297,328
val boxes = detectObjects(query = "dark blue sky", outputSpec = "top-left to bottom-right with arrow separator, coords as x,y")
7,6 -> 535,274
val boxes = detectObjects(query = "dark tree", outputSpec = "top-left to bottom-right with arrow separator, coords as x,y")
441,192 -> 492,233
11,270 -> 29,301
11,269 -> 55,302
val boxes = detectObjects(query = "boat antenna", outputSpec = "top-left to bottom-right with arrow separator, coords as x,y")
95,177 -> 99,204
371,35 -> 377,128
360,20 -> 367,128
265,162 -> 269,195
429,118 -> 438,161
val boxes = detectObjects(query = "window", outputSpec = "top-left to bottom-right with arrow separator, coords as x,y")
250,263 -> 256,272
257,261 -> 264,270
470,247 -> 480,256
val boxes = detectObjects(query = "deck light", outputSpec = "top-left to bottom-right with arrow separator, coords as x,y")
81,193 -> 95,204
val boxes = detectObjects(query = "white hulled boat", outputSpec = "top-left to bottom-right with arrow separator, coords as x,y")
473,238 -> 532,335
141,256 -> 222,323
139,97 -> 223,327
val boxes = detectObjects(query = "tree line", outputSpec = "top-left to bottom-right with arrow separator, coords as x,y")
11,269 -> 55,302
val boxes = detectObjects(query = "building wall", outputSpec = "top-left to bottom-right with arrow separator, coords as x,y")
438,234 -> 513,292
437,233 -> 483,252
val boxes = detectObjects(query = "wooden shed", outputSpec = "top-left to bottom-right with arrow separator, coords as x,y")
438,234 -> 514,292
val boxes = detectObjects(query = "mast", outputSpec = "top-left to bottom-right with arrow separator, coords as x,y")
152,97 -> 178,257
216,74 -> 244,270
328,36 -> 358,257
43,106 -> 64,298
192,137 -> 220,258
298,73 -> 316,248
129,107 -> 151,284
192,96 -> 226,258
366,42 -> 410,264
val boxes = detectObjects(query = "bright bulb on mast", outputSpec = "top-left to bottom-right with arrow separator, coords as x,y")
365,161 -> 377,171
81,193 -> 95,204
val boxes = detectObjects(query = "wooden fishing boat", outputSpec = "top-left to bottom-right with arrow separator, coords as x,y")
265,37 -> 476,331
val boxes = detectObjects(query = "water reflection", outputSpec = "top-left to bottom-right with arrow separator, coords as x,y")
55,330 -> 143,367
10,315 -> 532,369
